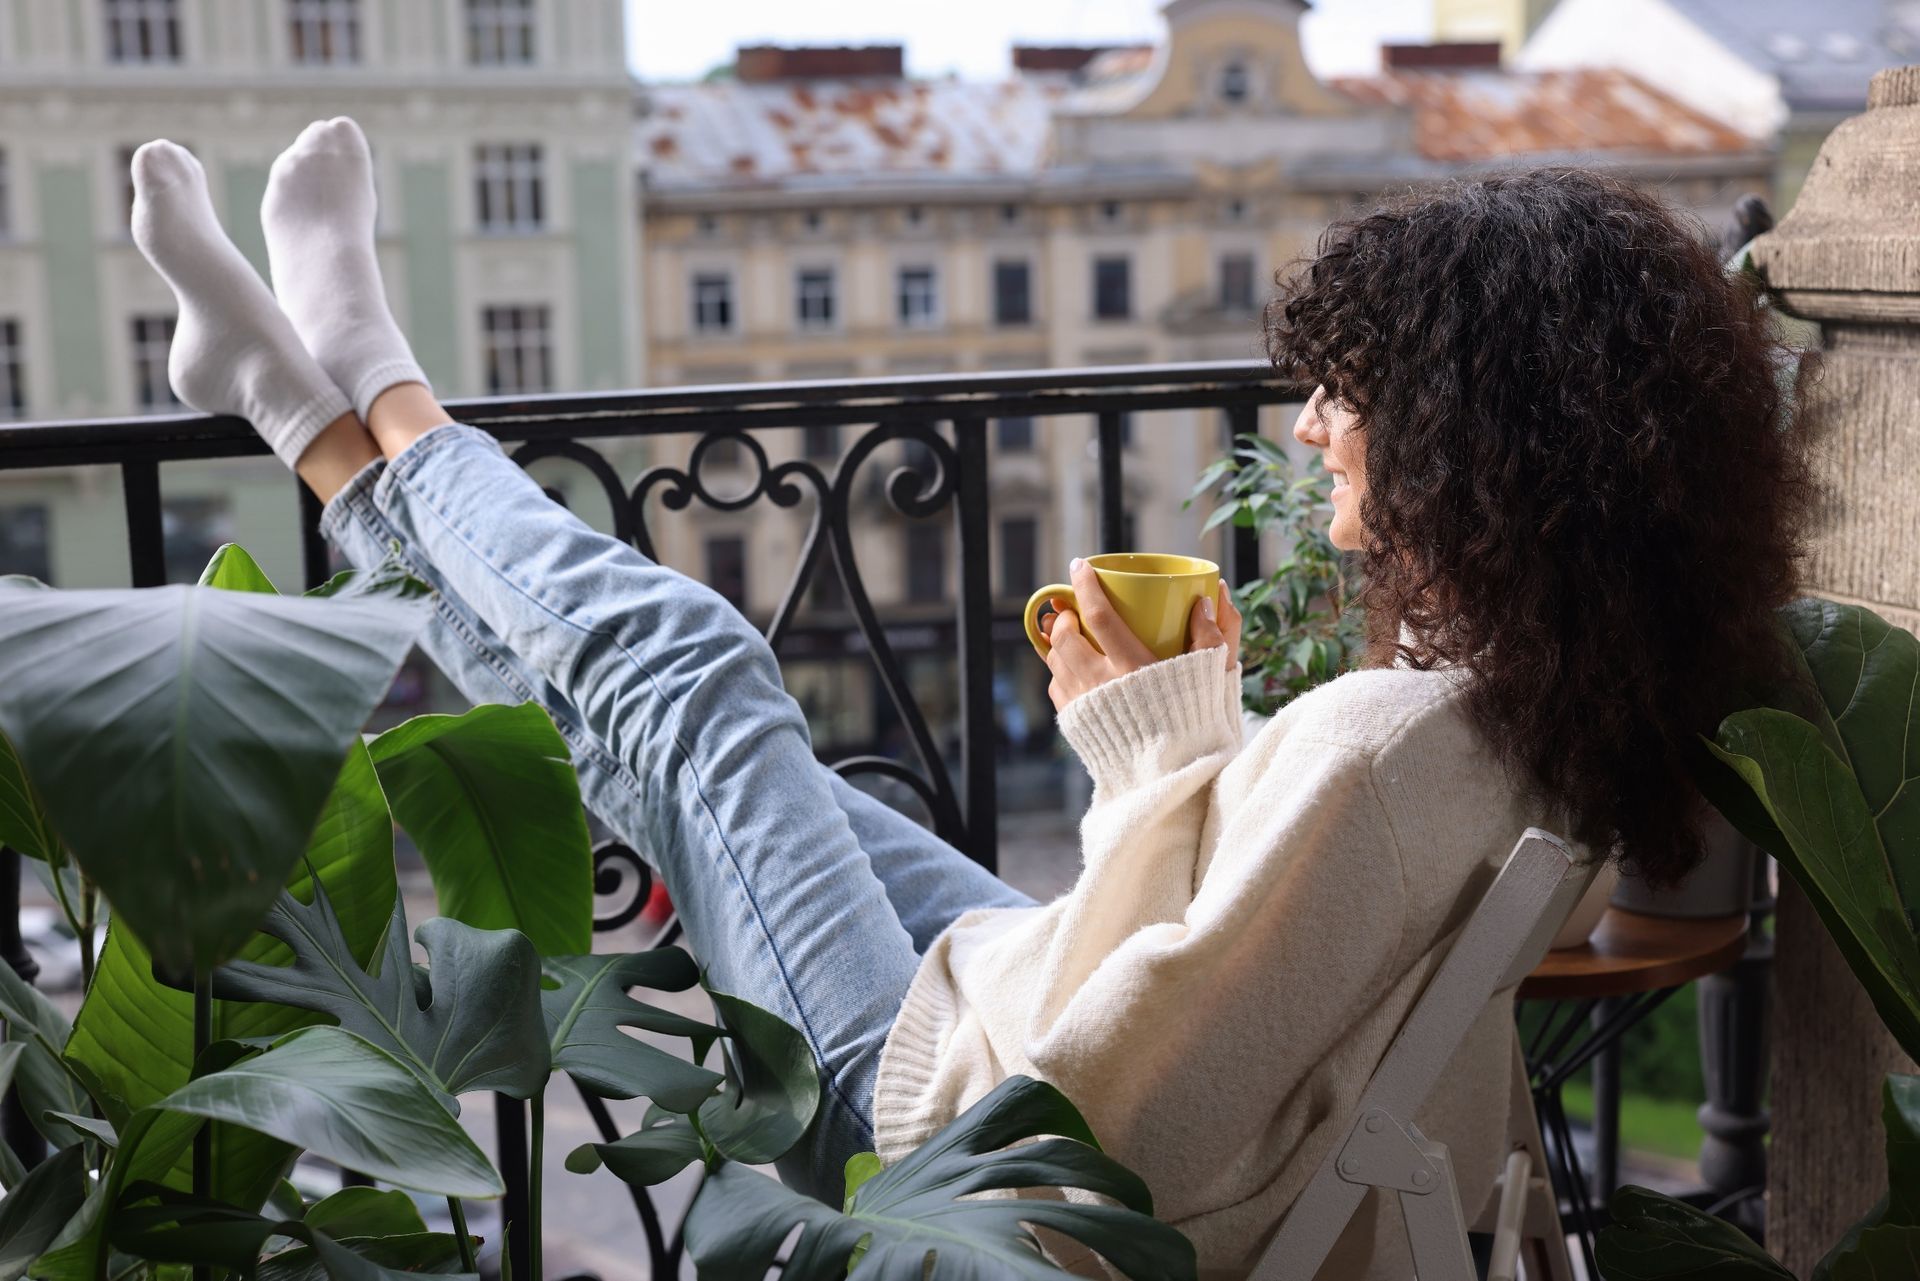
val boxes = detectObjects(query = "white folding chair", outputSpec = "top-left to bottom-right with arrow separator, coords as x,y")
1251,828 -> 1595,1281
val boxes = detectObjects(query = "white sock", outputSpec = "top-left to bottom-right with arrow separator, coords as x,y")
129,141 -> 351,468
262,117 -> 427,422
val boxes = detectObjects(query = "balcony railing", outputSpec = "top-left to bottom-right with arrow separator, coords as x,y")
0,360 -> 1305,1277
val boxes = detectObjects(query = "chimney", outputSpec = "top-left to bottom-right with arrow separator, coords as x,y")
1380,41 -> 1502,71
735,45 -> 905,82
1013,45 -> 1138,75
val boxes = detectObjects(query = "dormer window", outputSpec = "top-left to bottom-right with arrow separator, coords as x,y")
1220,61 -> 1251,104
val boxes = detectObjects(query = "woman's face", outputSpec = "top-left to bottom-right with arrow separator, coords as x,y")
1292,386 -> 1366,551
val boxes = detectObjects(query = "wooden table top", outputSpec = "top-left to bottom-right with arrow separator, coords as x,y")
1519,907 -> 1748,1001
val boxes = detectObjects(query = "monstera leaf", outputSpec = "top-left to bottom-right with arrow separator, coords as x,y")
212,879 -> 550,1105
697,987 -> 820,1165
66,741 -> 398,1210
542,949 -> 725,1112
679,1076 -> 1196,1281
1704,600 -> 1920,1062
0,580 -> 424,976
369,702 -> 596,957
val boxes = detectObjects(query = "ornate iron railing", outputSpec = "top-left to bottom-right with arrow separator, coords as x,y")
0,361 -> 1301,1277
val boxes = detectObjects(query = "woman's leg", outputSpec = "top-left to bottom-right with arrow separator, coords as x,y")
320,445 -> 1032,955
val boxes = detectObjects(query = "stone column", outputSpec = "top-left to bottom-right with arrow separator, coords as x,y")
1750,65 -> 1920,1274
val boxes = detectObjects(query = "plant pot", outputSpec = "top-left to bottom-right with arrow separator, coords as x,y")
1609,806 -> 1759,919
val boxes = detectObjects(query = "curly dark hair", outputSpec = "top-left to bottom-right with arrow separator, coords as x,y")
1264,169 -> 1815,885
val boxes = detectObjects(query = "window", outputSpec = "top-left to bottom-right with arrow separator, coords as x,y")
1118,413 -> 1135,449
897,266 -> 938,329
905,205 -> 924,227
0,320 -> 22,415
1093,255 -> 1131,320
1000,203 -> 1021,226
131,314 -> 177,408
474,144 -> 543,232
995,417 -> 1034,452
993,259 -> 1031,327
0,505 -> 51,583
706,535 -> 747,610
803,424 -> 840,461
161,498 -> 234,585
905,522 -> 945,604
1000,516 -> 1038,599
807,557 -> 845,612
796,268 -> 836,330
802,209 -> 823,232
1219,252 -> 1256,313
481,304 -> 552,394
692,273 -> 734,334
1220,61 -> 1251,103
105,0 -> 181,63
466,0 -> 534,65
288,0 -> 359,64
1100,200 -> 1122,224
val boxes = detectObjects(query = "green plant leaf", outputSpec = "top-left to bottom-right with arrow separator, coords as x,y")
1709,709 -> 1920,1062
0,931 -> 90,1149
368,702 -> 595,956
198,543 -> 281,594
542,950 -> 725,1111
213,880 -> 551,1103
301,1187 -> 429,1238
0,582 -> 425,976
66,740 -> 397,1210
697,987 -> 820,1165
566,1104 -> 707,1186
257,1233 -> 475,1280
682,1075 -> 1195,1280
0,1043 -> 25,1191
158,1026 -> 503,1198
108,1188 -> 476,1280
1813,1074 -> 1920,1280
0,1144 -> 89,1281
1597,1185 -> 1794,1280
0,729 -> 62,866
303,549 -> 432,603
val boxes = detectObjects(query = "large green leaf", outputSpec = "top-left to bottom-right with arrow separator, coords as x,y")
198,543 -> 281,594
369,702 -> 595,956
158,1026 -> 503,1198
542,949 -> 724,1112
0,729 -> 62,866
1597,1185 -> 1795,1280
0,930 -> 89,1148
0,1145 -> 88,1281
65,740 -> 398,1209
1815,1074 -> 1920,1281
566,1103 -> 707,1187
680,1075 -> 1196,1281
697,986 -> 820,1165
213,881 -> 551,1103
107,1188 -> 475,1280
0,582 -> 425,976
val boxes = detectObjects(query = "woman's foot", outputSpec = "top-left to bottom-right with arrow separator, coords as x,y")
262,117 -> 430,429
129,140 -> 355,471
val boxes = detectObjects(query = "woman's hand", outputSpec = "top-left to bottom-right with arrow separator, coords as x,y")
1041,559 -> 1242,711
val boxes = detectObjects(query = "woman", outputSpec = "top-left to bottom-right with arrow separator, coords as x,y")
127,122 -> 1808,1279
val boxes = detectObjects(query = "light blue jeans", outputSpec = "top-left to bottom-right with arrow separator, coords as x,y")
319,424 -> 1034,1199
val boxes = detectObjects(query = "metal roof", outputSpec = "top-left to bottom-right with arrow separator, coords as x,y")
1664,0 -> 1920,112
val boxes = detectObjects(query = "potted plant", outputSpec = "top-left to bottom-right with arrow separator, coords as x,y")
0,545 -> 1195,1280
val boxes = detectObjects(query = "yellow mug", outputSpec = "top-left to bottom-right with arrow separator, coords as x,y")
1024,553 -> 1221,662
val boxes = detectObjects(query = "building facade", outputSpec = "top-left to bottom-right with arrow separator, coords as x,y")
0,0 -> 638,589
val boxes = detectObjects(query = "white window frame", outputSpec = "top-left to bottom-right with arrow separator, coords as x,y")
130,314 -> 178,409
474,143 -> 544,233
896,265 -> 940,330
795,266 -> 837,332
691,272 -> 735,335
466,0 -> 534,66
0,319 -> 23,415
481,305 -> 552,395
104,0 -> 181,63
288,0 -> 360,65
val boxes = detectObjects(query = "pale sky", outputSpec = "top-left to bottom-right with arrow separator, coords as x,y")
624,0 -> 1436,83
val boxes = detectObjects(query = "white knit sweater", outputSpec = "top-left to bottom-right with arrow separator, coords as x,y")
872,648 -> 1573,1280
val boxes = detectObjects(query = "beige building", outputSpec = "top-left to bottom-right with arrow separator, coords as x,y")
632,0 -> 1775,755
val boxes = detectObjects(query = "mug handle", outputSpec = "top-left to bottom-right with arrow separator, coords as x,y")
1024,584 -> 1075,658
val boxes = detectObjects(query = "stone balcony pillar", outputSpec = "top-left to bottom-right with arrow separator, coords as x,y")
1750,65 -> 1920,1274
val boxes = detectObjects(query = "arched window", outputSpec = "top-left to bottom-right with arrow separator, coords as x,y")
1220,60 -> 1251,104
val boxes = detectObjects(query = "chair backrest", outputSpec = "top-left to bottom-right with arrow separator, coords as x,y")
1250,828 -> 1596,1280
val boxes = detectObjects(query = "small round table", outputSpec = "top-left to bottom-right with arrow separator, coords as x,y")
1518,907 -> 1749,1277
